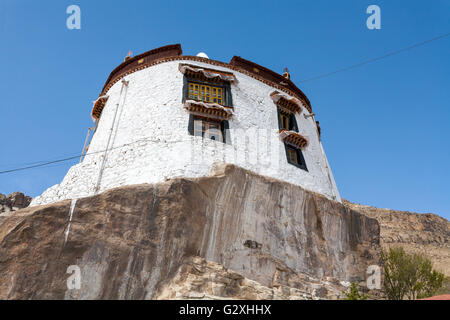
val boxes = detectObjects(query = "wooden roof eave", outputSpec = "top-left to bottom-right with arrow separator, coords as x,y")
184,100 -> 233,120
279,130 -> 308,149
91,95 -> 109,120
179,64 -> 236,83
271,91 -> 303,114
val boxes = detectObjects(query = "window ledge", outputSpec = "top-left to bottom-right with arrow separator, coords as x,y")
279,130 -> 308,149
271,91 -> 303,114
91,95 -> 109,120
185,100 -> 234,120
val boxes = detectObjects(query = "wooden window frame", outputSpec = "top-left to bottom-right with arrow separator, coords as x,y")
277,107 -> 297,132
279,110 -> 290,131
188,82 -> 224,105
285,144 -> 307,171
183,76 -> 233,108
287,147 -> 297,164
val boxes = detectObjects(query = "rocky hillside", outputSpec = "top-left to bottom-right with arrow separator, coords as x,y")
0,192 -> 31,214
0,164 -> 380,300
343,200 -> 450,277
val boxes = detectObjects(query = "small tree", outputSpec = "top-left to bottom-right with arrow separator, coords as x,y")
436,276 -> 450,295
344,283 -> 368,300
381,247 -> 444,300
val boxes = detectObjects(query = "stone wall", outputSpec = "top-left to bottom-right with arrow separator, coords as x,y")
31,59 -> 340,206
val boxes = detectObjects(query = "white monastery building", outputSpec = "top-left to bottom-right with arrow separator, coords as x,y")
31,44 -> 341,206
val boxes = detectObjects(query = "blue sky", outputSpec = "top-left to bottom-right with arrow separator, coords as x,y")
0,1 -> 449,219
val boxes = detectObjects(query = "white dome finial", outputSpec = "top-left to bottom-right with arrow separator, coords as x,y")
196,52 -> 209,59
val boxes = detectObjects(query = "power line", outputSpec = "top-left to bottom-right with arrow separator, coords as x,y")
0,152 -> 82,168
0,139 -> 145,175
0,137 -> 150,175
298,32 -> 450,83
0,155 -> 80,174
0,136 -> 186,175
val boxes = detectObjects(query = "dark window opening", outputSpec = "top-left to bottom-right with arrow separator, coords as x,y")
277,108 -> 298,132
285,144 -> 308,171
279,111 -> 290,131
188,115 -> 229,143
277,107 -> 307,171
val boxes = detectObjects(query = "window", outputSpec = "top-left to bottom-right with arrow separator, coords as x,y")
181,63 -> 234,107
287,147 -> 297,164
276,108 -> 307,171
277,108 -> 297,132
279,111 -> 290,131
191,116 -> 224,142
285,145 -> 307,170
183,66 -> 233,144
188,82 -> 224,105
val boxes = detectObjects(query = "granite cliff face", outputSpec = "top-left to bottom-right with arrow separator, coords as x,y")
343,200 -> 450,278
0,164 -> 379,299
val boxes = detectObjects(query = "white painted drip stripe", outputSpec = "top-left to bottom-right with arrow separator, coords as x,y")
64,199 -> 78,243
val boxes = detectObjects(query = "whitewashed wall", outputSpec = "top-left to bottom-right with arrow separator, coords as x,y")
31,60 -> 341,206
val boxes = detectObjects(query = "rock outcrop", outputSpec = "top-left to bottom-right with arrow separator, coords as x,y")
0,164 -> 380,299
0,192 -> 31,214
343,200 -> 450,277
155,256 -> 348,300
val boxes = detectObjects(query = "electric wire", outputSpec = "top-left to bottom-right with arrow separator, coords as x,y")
298,32 -> 450,83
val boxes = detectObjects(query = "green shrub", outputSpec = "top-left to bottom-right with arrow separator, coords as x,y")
344,283 -> 368,300
381,247 -> 444,300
